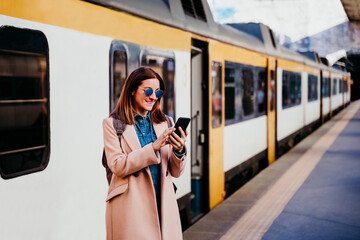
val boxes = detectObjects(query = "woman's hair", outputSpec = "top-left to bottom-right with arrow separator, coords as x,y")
110,66 -> 166,125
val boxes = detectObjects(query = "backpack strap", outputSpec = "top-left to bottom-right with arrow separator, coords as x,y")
113,117 -> 127,150
102,117 -> 127,185
165,114 -> 173,128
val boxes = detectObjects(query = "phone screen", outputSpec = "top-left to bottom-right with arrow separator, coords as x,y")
174,117 -> 190,136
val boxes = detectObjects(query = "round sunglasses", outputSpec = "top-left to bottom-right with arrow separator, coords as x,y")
139,87 -> 164,98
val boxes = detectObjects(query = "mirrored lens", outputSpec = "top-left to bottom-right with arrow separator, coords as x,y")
144,88 -> 163,98
155,90 -> 163,98
145,88 -> 153,97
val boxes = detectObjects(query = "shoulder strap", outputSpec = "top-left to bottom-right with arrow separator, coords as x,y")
165,114 -> 173,128
112,117 -> 127,157
113,117 -> 127,138
103,117 -> 127,186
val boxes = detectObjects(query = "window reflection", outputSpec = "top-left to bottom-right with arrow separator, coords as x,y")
322,77 -> 330,97
111,50 -> 127,111
224,61 -> 267,125
339,79 -> 343,93
282,70 -> 301,108
225,67 -> 235,120
0,27 -> 49,179
211,62 -> 222,128
308,74 -> 318,102
257,69 -> 266,114
270,70 -> 275,111
141,54 -> 175,119
242,68 -> 254,116
332,78 -> 337,95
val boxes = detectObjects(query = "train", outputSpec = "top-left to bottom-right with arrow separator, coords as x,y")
0,0 -> 351,238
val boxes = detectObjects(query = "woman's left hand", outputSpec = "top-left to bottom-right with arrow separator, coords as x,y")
169,127 -> 188,153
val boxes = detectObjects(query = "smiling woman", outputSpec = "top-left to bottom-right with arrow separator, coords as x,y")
133,79 -> 163,117
111,67 -> 166,125
103,66 -> 189,240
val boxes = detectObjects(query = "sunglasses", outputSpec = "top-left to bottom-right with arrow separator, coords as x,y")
140,87 -> 164,98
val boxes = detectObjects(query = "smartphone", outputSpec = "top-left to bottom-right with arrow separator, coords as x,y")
173,117 -> 190,137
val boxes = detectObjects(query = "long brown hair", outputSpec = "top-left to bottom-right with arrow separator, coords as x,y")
110,66 -> 166,124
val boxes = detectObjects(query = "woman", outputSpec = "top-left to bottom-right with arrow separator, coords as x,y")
103,67 -> 188,240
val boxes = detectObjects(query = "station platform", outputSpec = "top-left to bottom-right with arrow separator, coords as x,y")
184,100 -> 360,240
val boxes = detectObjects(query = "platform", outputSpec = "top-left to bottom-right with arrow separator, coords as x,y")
183,100 -> 360,240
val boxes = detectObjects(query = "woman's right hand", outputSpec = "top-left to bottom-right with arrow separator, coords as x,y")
152,127 -> 175,152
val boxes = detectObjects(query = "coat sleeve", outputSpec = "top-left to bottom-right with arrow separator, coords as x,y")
167,117 -> 187,178
103,118 -> 160,178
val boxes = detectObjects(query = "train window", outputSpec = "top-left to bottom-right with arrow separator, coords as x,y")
344,79 -> 347,93
332,78 -> 337,95
211,62 -> 222,128
322,77 -> 330,97
225,67 -> 236,120
225,61 -> 267,125
339,79 -> 342,93
225,67 -> 235,83
225,87 -> 235,120
282,70 -> 301,109
270,70 -> 276,111
0,26 -> 49,179
308,74 -> 318,102
225,61 -> 242,125
256,68 -> 266,116
345,79 -> 348,93
242,68 -> 255,116
141,52 -> 175,119
110,41 -> 127,112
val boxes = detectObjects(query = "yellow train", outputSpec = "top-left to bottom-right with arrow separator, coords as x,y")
0,0 -> 351,238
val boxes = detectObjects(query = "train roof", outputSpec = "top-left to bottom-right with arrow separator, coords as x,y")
83,0 -> 271,53
83,0 -> 349,76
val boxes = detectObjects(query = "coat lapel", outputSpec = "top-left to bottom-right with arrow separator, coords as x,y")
153,121 -> 168,141
122,120 -> 170,175
153,121 -> 170,175
122,124 -> 141,152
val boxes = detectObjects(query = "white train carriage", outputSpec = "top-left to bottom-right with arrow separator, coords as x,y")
0,15 -> 110,239
0,1 -> 352,239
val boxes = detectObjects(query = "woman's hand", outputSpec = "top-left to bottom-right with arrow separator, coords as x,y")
152,127 -> 175,152
169,127 -> 188,153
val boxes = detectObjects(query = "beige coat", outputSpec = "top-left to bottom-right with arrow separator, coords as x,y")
103,117 -> 187,240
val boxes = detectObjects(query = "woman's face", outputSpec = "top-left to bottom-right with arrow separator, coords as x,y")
132,78 -> 161,116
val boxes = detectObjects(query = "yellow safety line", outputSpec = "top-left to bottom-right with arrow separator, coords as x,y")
221,102 -> 360,240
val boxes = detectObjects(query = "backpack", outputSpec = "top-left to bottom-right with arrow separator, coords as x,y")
102,116 -> 173,185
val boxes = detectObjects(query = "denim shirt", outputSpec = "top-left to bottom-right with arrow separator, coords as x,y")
134,112 -> 161,203
134,112 -> 187,211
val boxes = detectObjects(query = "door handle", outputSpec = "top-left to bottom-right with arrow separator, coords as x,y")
198,130 -> 205,145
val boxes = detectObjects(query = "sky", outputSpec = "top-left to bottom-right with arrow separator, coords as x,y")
207,0 -> 349,42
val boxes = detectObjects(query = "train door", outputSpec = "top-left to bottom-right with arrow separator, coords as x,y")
190,39 -> 209,221
267,58 -> 276,164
